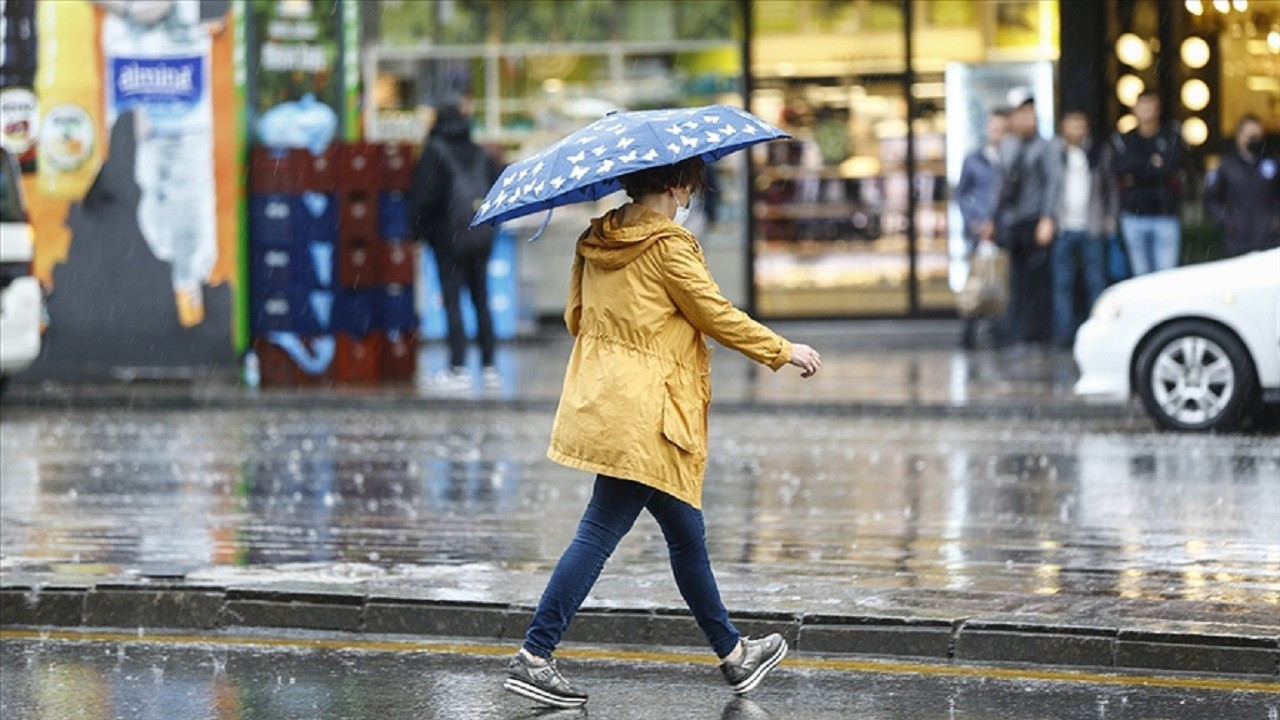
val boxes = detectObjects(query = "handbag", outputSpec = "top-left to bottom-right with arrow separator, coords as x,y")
957,243 -> 1009,318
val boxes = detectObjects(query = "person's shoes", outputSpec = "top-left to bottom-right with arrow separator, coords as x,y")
504,651 -> 588,708
430,368 -> 472,392
720,634 -> 787,695
483,366 -> 502,389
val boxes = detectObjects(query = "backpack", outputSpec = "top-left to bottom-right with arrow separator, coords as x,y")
432,140 -> 495,252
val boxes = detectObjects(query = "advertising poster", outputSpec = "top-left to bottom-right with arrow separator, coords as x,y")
247,0 -> 343,137
0,0 -> 242,379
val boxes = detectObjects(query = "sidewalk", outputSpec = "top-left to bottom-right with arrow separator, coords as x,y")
3,321 -> 1143,422
3,347 -> 1276,676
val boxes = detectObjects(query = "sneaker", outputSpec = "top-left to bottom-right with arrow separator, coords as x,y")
720,634 -> 787,695
429,368 -> 472,392
482,366 -> 502,389
504,651 -> 588,708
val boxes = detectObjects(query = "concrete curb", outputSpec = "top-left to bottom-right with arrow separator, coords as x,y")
2,583 -> 1273,678
0,387 -> 1136,422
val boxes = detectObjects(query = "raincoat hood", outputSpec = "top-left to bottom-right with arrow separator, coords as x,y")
430,104 -> 472,142
580,203 -> 690,270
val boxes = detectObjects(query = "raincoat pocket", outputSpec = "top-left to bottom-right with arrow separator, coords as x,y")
661,381 -> 705,456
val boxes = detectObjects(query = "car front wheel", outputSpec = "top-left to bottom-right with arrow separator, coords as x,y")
1135,320 -> 1259,432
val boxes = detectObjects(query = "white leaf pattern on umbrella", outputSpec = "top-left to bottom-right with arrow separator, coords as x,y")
666,143 -> 681,154
567,150 -> 586,163
664,124 -> 682,135
591,145 -> 606,157
642,149 -> 659,161
617,137 -> 636,149
550,176 -> 565,189
570,165 -> 589,181
597,159 -> 615,174
619,150 -> 638,163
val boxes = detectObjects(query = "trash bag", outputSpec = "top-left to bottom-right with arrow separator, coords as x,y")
957,243 -> 1009,318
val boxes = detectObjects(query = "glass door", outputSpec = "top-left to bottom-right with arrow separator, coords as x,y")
749,0 -> 913,316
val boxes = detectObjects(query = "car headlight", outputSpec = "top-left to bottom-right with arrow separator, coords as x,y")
1090,290 -> 1122,320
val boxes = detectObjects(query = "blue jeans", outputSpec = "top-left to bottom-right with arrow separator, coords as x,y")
1120,214 -> 1181,276
523,475 -> 740,659
1052,231 -> 1107,345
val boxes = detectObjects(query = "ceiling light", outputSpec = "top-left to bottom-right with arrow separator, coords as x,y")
1117,114 -> 1139,134
1181,79 -> 1211,111
1116,33 -> 1153,69
1182,117 -> 1208,146
1116,75 -> 1146,107
1181,37 -> 1212,68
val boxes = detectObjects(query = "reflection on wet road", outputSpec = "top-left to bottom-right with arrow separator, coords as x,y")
2,635 -> 1275,720
1,408 -> 1277,625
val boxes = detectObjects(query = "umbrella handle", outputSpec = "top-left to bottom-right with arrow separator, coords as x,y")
524,209 -> 554,243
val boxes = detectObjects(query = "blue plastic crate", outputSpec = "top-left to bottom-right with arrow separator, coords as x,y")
332,289 -> 375,335
297,191 -> 339,245
377,284 -> 418,332
251,288 -> 334,334
249,194 -> 302,249
378,191 -> 410,239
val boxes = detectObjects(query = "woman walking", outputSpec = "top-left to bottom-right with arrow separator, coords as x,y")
504,157 -> 822,708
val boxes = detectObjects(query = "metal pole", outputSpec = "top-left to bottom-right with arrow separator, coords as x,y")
903,0 -> 919,315
742,0 -> 757,317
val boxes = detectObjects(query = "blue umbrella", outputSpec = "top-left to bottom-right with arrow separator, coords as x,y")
470,104 -> 788,230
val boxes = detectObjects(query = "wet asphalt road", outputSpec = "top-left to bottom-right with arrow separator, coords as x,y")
2,635 -> 1277,720
2,406 -> 1278,630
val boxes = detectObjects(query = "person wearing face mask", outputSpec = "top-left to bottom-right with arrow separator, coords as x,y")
504,156 -> 821,708
1203,114 -> 1280,258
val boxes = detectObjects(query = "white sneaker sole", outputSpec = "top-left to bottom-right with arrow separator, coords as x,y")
503,677 -> 588,708
730,640 -> 788,695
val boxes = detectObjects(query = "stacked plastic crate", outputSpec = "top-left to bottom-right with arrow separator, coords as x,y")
248,142 -> 418,386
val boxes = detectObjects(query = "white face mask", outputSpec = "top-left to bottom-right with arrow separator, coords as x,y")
673,193 -> 692,226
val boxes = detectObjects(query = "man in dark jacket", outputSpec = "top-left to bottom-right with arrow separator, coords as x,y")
408,99 -> 500,390
1112,91 -> 1185,275
1203,114 -> 1280,257
996,97 -> 1062,347
955,108 -> 1008,348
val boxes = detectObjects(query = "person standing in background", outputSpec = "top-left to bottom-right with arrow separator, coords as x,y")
1203,114 -> 1280,258
1112,91 -> 1185,275
1051,111 -> 1116,348
954,108 -> 1008,349
408,98 -> 501,391
996,97 -> 1061,348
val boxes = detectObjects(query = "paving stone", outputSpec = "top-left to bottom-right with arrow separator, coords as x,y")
955,627 -> 1114,667
83,589 -> 223,629
799,623 -> 952,658
646,611 -> 704,648
223,600 -> 361,632
1115,640 -> 1279,676
364,602 -> 506,638
0,587 -> 85,627
561,610 -> 651,645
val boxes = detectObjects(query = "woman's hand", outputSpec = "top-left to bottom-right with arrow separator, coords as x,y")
788,344 -> 822,378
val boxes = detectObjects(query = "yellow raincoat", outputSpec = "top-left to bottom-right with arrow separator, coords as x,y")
547,204 -> 792,508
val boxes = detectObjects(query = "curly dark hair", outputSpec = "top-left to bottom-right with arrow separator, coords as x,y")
617,156 -> 706,199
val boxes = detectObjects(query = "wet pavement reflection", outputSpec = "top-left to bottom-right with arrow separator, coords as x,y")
2,637 -> 1275,720
1,407 -> 1278,629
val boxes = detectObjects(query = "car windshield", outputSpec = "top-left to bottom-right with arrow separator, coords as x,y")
0,151 -> 27,224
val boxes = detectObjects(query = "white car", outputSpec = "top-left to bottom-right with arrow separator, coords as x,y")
1074,248 -> 1280,432
0,149 -> 43,393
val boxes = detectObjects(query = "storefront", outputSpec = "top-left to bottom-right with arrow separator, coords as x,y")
363,0 -> 1063,321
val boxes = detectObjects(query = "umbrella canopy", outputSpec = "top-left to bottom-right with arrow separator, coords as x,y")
471,104 -> 788,228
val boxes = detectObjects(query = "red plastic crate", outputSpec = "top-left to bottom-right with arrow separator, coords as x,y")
338,142 -> 379,191
336,236 -> 384,288
252,336 -> 335,387
300,147 -> 338,192
379,143 -> 414,191
335,333 -> 382,384
339,191 -> 378,238
382,241 -> 415,285
381,330 -> 418,382
249,147 -> 306,194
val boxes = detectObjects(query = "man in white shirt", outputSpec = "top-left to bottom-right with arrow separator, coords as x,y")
1051,111 -> 1116,348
